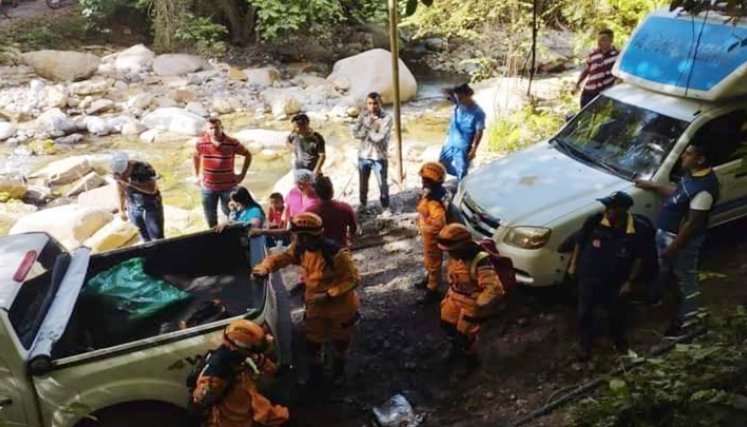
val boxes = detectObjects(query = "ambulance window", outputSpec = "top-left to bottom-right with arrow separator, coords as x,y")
691,110 -> 747,166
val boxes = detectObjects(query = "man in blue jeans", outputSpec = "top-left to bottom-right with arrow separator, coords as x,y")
352,92 -> 393,214
439,84 -> 486,182
112,152 -> 164,241
636,143 -> 720,338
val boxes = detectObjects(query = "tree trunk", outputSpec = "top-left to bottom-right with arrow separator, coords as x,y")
216,0 -> 255,45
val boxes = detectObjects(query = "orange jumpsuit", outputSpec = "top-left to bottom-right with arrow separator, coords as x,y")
440,254 -> 504,353
417,194 -> 447,291
193,352 -> 289,427
254,244 -> 360,360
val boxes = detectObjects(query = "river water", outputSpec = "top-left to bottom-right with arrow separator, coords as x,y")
0,67 -> 464,218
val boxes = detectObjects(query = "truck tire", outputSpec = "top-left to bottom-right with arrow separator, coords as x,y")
76,401 -> 184,427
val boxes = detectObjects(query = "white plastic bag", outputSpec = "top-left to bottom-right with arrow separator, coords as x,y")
373,394 -> 423,427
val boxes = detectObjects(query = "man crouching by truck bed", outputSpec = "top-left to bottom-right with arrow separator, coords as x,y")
189,319 -> 290,427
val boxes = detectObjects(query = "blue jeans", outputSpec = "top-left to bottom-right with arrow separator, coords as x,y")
655,229 -> 706,324
439,146 -> 470,181
128,203 -> 164,242
202,188 -> 232,228
358,158 -> 389,208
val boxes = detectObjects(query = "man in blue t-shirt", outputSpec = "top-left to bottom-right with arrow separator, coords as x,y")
439,84 -> 486,181
636,143 -> 720,338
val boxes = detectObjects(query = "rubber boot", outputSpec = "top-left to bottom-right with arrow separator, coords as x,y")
307,363 -> 325,387
331,357 -> 347,387
416,289 -> 440,305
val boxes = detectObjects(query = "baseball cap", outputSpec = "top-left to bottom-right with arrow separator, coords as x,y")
597,191 -> 634,209
111,152 -> 129,175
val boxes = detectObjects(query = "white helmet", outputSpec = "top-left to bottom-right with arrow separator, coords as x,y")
111,152 -> 129,175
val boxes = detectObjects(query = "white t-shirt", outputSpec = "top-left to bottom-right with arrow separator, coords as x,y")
690,191 -> 714,211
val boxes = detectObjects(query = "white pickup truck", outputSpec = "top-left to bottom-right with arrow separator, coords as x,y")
455,8 -> 747,286
0,228 -> 291,427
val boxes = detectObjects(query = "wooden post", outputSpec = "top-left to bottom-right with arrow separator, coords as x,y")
388,0 -> 405,186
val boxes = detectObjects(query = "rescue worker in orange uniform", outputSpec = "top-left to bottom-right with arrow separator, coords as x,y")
415,162 -> 449,304
253,213 -> 360,386
191,319 -> 290,427
437,224 -> 505,364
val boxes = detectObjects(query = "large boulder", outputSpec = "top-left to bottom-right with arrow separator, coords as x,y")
141,108 -> 206,136
35,108 -> 77,134
65,171 -> 105,197
244,67 -> 281,88
115,44 -> 155,74
0,173 -> 27,201
31,156 -> 92,186
83,218 -> 139,253
327,49 -> 417,105
9,204 -> 113,250
0,201 -> 37,224
261,87 -> 304,118
152,54 -> 211,77
21,50 -> 100,82
0,121 -> 16,141
77,184 -> 119,212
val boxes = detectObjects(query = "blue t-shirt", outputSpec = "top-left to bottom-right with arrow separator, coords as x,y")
230,205 -> 265,227
444,103 -> 486,150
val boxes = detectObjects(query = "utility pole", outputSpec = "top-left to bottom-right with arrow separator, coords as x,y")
528,0 -> 539,96
388,0 -> 404,186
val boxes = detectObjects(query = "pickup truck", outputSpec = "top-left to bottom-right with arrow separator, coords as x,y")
454,7 -> 747,286
0,228 -> 291,427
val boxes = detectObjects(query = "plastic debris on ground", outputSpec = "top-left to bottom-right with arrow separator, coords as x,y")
373,394 -> 424,427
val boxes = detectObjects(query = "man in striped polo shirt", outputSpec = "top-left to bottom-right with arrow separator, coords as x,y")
575,29 -> 619,108
193,118 -> 252,228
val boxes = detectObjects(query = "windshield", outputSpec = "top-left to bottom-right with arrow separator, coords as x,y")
555,96 -> 689,179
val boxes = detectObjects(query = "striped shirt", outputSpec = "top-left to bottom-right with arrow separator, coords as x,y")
195,133 -> 250,191
583,48 -> 619,95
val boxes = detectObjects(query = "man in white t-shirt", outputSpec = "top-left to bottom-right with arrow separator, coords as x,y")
635,143 -> 720,338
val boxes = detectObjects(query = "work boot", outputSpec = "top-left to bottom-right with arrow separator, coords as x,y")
307,363 -> 325,387
416,289 -> 440,305
414,276 -> 428,290
331,357 -> 347,387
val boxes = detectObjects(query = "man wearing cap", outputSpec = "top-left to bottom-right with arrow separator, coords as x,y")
252,213 -> 360,387
567,191 -> 653,361
439,84 -> 486,182
415,162 -> 450,304
437,223 -> 504,365
111,152 -> 164,242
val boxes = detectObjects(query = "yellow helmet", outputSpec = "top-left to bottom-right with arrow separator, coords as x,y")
437,223 -> 473,251
224,319 -> 272,352
419,162 -> 446,183
290,212 -> 323,235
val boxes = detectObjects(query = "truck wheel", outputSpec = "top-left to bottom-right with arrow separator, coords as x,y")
76,401 -> 184,427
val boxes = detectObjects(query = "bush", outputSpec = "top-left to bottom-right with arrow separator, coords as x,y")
486,105 -> 565,153
0,11 -> 90,51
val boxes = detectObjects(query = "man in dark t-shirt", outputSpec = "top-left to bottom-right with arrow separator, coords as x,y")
567,191 -> 654,361
112,152 -> 164,241
288,114 -> 326,176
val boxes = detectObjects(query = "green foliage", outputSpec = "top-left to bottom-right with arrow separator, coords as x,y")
0,11 -> 89,51
486,105 -> 565,153
172,13 -> 227,56
571,307 -> 747,427
248,0 -> 343,40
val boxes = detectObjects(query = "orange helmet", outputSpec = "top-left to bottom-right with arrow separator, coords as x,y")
437,223 -> 473,251
419,162 -> 446,183
224,319 -> 273,352
290,212 -> 323,235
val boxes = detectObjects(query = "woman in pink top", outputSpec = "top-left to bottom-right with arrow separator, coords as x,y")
284,169 -> 320,221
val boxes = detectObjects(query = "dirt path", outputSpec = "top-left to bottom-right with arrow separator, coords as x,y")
0,0 -> 76,26
281,195 -> 747,427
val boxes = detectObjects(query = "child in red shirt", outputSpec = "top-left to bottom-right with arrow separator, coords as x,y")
266,192 -> 290,247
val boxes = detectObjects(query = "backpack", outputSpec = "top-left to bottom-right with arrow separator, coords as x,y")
469,239 -> 518,297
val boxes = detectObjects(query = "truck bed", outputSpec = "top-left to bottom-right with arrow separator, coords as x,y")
52,227 -> 265,359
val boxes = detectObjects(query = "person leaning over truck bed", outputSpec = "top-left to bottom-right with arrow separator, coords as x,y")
635,142 -> 720,339
111,152 -> 165,242
252,213 -> 361,387
190,319 -> 290,427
